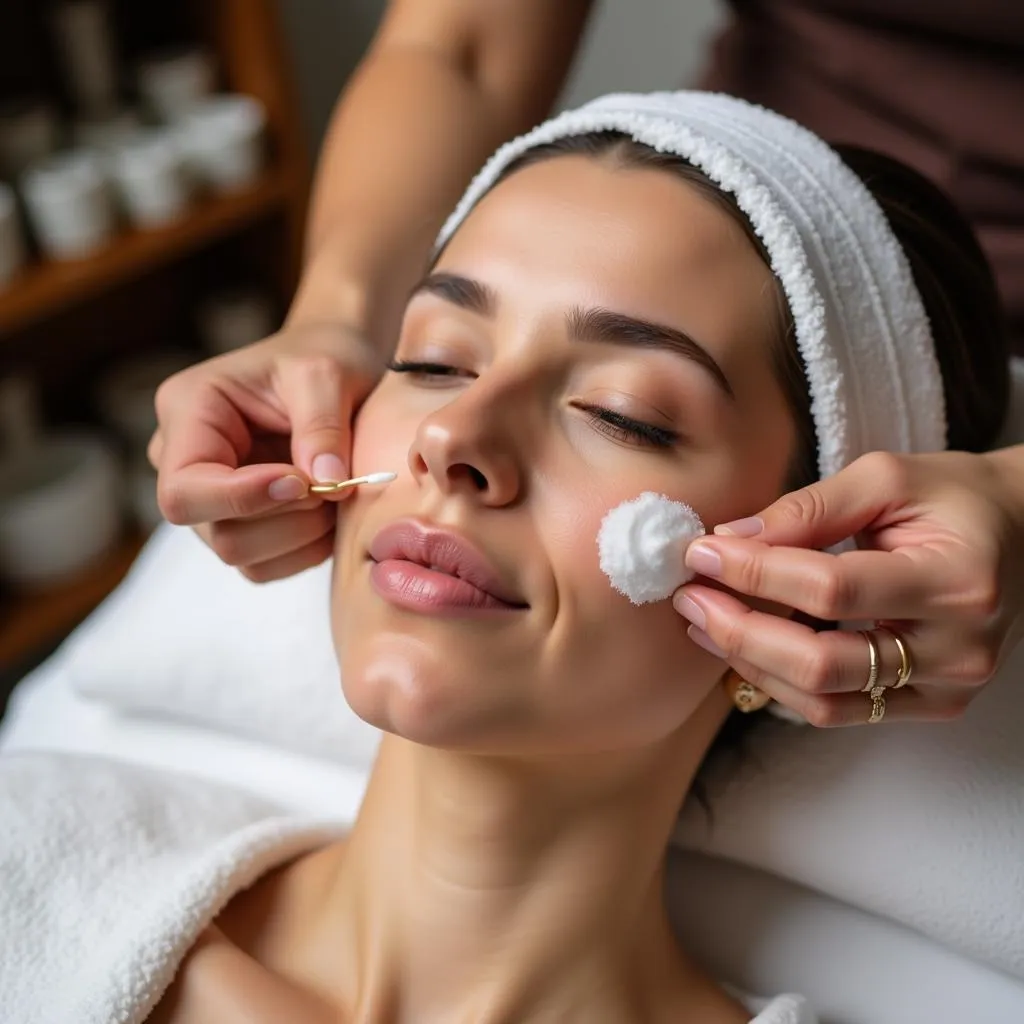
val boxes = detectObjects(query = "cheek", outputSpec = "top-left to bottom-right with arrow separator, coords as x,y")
332,388 -> 417,652
534,476 -> 722,745
350,387 -> 415,477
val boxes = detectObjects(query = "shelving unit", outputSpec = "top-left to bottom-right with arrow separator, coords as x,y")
0,171 -> 290,337
0,0 -> 309,674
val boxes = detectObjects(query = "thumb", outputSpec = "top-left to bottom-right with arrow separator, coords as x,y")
277,357 -> 353,488
716,454 -> 899,548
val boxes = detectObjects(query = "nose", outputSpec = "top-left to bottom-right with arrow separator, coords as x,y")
408,387 -> 523,507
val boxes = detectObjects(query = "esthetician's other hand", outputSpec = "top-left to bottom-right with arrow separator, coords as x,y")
148,322 -> 383,582
672,448 -> 1024,726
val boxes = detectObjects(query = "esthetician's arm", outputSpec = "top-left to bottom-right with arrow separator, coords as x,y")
148,0 -> 593,581
672,445 -> 1024,726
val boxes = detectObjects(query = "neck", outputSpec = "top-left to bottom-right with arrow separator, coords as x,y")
311,687 -> 733,1023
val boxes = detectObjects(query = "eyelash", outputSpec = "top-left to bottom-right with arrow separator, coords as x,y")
387,359 -> 467,378
571,402 -> 680,449
386,359 -> 680,450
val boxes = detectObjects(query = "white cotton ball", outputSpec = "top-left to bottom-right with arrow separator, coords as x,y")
598,492 -> 706,605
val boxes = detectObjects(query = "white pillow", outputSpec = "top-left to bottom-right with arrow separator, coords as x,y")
63,524 -> 380,768
673,647 -> 1024,984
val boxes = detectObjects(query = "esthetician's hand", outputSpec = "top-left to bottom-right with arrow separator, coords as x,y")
672,448 -> 1024,726
148,322 -> 384,581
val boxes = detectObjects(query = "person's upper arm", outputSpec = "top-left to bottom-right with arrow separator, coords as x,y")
372,0 -> 596,129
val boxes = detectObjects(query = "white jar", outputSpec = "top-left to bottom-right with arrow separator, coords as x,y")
177,95 -> 266,192
0,184 -> 26,288
138,48 -> 215,122
198,288 -> 276,354
96,350 -> 195,453
73,107 -> 142,153
22,150 -> 116,260
0,98 -> 61,178
0,432 -> 122,588
109,130 -> 190,229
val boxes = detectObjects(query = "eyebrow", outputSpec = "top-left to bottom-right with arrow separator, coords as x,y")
567,307 -> 734,400
408,272 -> 734,400
409,271 -> 497,317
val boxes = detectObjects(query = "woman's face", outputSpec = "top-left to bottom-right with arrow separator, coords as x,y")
332,154 -> 796,756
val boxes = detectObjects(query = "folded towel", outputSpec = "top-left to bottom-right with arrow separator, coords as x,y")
0,751 -> 339,1024
438,91 -> 947,483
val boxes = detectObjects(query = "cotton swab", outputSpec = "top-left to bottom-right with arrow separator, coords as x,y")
309,471 -> 397,495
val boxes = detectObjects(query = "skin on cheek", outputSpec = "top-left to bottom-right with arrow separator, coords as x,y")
349,385 -> 410,481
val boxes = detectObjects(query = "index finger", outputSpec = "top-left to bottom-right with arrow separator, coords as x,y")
684,537 -> 952,622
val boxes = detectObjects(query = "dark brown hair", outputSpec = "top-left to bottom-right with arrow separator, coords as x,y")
499,132 -> 1011,485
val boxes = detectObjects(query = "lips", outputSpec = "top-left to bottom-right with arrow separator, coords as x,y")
368,519 -> 527,612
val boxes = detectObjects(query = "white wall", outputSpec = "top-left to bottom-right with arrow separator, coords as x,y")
278,0 -> 726,153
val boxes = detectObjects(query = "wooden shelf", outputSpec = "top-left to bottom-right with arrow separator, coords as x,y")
0,532 -> 147,670
0,0 -> 308,672
0,171 -> 290,337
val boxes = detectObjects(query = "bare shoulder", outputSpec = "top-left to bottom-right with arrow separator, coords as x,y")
145,924 -> 337,1024
146,846 -> 344,1024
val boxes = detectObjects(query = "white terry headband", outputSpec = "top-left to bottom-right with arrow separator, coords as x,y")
436,91 -> 948,480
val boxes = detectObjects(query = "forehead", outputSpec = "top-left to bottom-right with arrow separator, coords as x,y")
436,155 -> 779,367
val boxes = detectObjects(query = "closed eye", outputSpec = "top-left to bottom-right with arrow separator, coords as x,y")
571,402 -> 680,450
388,361 -> 680,449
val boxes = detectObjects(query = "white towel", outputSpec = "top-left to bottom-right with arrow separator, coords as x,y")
0,751 -> 340,1024
438,90 -> 947,483
0,751 -> 813,1023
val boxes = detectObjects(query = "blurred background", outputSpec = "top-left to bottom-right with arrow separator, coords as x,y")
0,0 -> 724,697
280,0 -> 725,145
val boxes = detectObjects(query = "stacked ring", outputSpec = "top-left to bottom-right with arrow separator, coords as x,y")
875,625 -> 914,688
859,630 -> 881,693
860,625 -> 914,723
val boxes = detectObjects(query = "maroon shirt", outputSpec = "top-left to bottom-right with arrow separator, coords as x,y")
702,0 -> 1024,351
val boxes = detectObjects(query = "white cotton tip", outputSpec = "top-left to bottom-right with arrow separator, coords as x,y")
361,471 -> 397,485
598,492 -> 705,605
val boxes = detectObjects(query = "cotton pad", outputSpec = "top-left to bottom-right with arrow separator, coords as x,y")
598,491 -> 705,605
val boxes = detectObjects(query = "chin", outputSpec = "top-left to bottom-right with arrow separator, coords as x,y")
339,638 -> 499,750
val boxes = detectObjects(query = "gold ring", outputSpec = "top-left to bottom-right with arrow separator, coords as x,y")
867,686 -> 886,724
874,625 -> 913,689
859,630 -> 880,692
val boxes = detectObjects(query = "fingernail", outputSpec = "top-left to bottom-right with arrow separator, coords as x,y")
312,453 -> 347,484
269,475 -> 307,501
715,516 -> 763,538
687,625 -> 727,659
673,593 -> 706,630
686,542 -> 722,577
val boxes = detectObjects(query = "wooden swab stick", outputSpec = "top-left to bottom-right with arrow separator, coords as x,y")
308,471 -> 397,495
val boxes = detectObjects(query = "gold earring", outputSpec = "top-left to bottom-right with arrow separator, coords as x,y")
724,670 -> 770,713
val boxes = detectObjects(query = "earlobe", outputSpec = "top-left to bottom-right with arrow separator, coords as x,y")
722,669 -> 771,713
